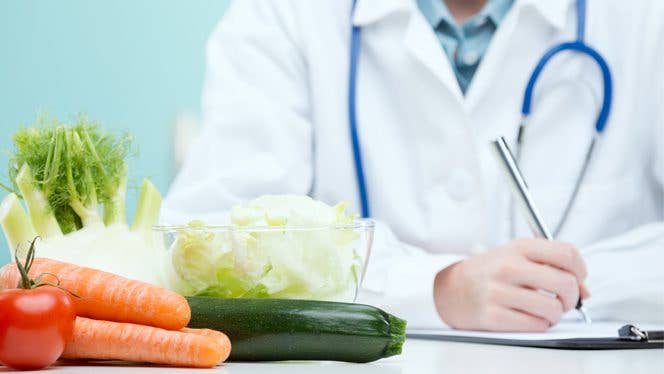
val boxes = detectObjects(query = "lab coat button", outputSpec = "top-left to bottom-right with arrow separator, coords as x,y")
446,169 -> 474,202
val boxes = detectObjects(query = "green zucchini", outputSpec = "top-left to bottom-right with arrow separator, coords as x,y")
186,297 -> 407,363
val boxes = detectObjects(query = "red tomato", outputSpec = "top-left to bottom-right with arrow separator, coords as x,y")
0,286 -> 76,370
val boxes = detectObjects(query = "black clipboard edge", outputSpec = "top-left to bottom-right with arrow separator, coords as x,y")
406,333 -> 664,350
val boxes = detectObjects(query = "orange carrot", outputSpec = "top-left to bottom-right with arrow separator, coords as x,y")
181,328 -> 232,363
0,258 -> 190,330
62,317 -> 229,368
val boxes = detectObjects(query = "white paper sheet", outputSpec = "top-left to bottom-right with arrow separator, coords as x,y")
407,321 -> 662,341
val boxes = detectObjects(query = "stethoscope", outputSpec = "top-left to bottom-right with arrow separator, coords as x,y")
347,0 -> 612,238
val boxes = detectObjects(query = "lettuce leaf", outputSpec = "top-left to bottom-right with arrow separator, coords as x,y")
162,195 -> 362,301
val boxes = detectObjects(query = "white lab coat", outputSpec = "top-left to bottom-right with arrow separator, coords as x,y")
162,0 -> 664,327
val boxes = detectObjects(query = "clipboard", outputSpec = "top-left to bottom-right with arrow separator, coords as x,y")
407,322 -> 664,350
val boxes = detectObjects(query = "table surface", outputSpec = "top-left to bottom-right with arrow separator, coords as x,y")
6,338 -> 663,374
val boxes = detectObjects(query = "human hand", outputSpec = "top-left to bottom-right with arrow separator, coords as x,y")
433,238 -> 590,332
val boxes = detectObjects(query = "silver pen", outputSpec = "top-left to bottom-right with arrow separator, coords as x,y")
491,136 -> 591,324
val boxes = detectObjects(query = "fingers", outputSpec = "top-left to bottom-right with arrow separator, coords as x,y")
438,239 -> 591,333
514,261 -> 581,312
579,283 -> 591,300
481,306 -> 550,332
491,284 -> 564,325
516,239 -> 587,281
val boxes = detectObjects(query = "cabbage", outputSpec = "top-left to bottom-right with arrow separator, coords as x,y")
162,195 -> 362,300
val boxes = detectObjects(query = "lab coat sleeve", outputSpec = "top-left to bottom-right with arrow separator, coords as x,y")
579,40 -> 664,324
161,0 -> 313,223
357,221 -> 465,329
581,224 -> 664,324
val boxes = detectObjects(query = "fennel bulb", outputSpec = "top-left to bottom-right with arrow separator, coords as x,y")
0,116 -> 162,283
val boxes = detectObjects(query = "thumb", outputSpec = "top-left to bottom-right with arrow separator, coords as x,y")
579,283 -> 591,300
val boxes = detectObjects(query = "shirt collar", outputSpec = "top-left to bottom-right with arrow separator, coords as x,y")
352,0 -> 574,31
416,0 -> 448,29
417,0 -> 514,30
484,0 -> 514,26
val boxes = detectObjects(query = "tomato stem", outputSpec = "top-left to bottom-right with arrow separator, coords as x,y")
34,282 -> 81,299
13,237 -> 79,298
14,237 -> 39,289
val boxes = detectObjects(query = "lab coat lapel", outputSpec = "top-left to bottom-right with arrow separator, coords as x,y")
353,0 -> 464,104
351,0 -> 575,110
403,11 -> 464,103
464,0 -> 575,110
351,0 -> 410,24
463,4 -> 521,110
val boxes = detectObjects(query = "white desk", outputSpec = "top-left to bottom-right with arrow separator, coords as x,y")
25,338 -> 664,374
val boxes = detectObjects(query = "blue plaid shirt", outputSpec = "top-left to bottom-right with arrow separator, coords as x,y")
417,0 -> 514,94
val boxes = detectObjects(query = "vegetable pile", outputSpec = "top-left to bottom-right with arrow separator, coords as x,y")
0,117 -> 406,366
162,195 -> 364,301
0,116 -> 162,283
0,248 -> 231,369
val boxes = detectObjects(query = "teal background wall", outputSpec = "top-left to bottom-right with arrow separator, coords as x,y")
0,1 -> 230,265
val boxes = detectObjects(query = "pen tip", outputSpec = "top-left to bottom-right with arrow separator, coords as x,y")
578,306 -> 592,324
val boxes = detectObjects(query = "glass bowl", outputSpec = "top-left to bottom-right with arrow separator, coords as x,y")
153,219 -> 374,302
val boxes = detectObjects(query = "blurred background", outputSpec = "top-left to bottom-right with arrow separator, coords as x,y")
0,0 -> 230,265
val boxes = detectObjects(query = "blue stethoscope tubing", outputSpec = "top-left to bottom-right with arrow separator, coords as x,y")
348,0 -> 368,217
348,0 -> 613,235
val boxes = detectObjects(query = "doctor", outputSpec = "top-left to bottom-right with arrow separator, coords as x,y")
163,0 -> 664,330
